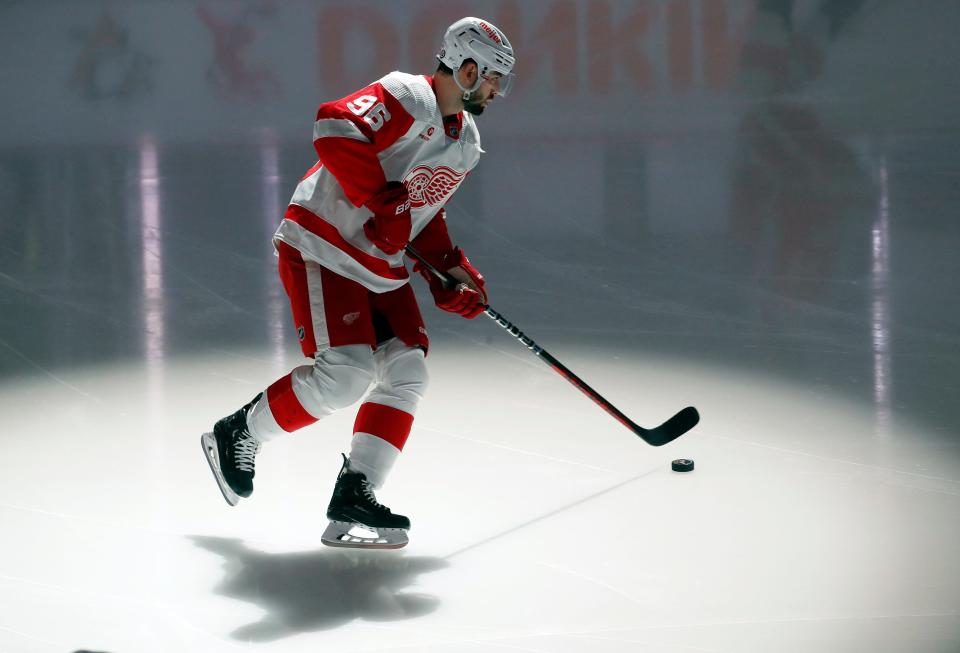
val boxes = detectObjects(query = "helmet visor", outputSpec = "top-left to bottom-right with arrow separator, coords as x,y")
483,71 -> 515,98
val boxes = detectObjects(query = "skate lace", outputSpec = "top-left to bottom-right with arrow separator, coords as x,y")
234,433 -> 261,472
360,481 -> 388,512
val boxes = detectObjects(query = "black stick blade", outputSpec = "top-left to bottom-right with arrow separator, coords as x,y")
639,406 -> 700,446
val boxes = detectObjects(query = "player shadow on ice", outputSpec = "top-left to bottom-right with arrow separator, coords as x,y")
190,535 -> 448,642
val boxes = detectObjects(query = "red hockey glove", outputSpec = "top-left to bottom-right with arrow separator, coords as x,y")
424,248 -> 487,319
363,182 -> 412,255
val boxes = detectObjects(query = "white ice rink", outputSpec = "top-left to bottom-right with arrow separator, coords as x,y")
1,1 -> 958,652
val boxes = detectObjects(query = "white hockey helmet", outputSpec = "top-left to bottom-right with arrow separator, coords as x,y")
437,17 -> 516,98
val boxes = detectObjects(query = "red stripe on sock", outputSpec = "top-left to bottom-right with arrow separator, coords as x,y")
266,373 -> 318,433
353,402 -> 414,451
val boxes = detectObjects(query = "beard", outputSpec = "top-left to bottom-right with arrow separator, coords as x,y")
463,99 -> 485,116
462,89 -> 488,116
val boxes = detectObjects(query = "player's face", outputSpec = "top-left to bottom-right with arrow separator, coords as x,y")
463,75 -> 502,116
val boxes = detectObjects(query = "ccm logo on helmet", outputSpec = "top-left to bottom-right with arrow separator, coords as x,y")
478,21 -> 502,44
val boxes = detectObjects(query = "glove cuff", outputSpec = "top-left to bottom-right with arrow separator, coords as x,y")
413,246 -> 457,278
442,247 -> 467,271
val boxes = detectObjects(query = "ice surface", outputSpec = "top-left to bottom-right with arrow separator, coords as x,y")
1,2 -> 958,651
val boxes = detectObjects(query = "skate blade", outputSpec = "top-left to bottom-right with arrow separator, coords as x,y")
201,432 -> 240,507
321,521 -> 408,550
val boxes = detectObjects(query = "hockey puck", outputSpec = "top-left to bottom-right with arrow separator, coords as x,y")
671,458 -> 695,472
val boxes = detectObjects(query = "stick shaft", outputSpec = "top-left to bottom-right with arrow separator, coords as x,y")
481,304 -> 636,431
404,245 -> 698,445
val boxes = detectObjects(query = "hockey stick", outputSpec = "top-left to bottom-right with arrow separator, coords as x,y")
405,245 -> 700,446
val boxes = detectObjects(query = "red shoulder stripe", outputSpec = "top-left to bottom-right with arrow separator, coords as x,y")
313,82 -> 416,206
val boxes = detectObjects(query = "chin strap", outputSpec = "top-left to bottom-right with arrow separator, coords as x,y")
452,68 -> 481,101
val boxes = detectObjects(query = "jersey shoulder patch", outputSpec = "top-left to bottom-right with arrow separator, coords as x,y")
379,71 -> 438,123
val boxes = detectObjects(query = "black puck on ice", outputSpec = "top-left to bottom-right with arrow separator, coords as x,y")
671,458 -> 695,472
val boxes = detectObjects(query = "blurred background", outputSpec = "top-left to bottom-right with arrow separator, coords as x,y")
1,1 -> 959,652
1,0 -> 958,435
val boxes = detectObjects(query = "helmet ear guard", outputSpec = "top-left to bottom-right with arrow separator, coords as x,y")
437,17 -> 516,98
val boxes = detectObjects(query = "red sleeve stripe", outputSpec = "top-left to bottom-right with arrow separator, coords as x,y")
313,135 -> 387,207
311,82 -> 416,205
408,210 -> 454,267
315,82 -> 414,153
370,89 -> 416,153
313,118 -> 371,142
300,160 -> 322,181
284,204 -> 408,281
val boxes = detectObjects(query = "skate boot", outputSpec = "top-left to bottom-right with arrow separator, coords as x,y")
321,454 -> 410,549
201,393 -> 263,506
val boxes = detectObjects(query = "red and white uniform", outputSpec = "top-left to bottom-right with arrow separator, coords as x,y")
274,71 -> 483,293
246,72 -> 482,489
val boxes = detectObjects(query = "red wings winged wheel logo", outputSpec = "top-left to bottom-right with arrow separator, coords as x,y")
403,165 -> 466,209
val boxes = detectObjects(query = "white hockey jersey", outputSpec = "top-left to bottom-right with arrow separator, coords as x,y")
274,72 -> 483,293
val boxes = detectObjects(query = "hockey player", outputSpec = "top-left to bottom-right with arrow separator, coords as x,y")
202,17 -> 516,549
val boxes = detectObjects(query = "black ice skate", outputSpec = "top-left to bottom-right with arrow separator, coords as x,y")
321,454 -> 410,549
201,393 -> 263,506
